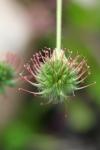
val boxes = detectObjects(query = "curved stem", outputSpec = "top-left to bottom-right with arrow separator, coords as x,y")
56,0 -> 62,51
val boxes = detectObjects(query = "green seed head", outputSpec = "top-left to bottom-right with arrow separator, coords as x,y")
0,62 -> 14,81
37,54 -> 77,102
0,52 -> 22,94
0,62 -> 15,93
19,48 -> 93,104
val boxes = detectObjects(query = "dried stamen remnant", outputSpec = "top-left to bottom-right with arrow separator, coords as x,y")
19,48 -> 95,104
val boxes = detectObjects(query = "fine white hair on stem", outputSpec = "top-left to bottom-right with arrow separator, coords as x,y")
56,0 -> 62,51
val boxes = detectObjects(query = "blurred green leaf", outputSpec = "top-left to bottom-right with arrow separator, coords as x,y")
67,2 -> 100,30
68,99 -> 96,132
3,122 -> 32,149
32,134 -> 57,150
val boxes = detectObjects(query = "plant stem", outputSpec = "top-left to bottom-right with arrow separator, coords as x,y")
56,0 -> 62,51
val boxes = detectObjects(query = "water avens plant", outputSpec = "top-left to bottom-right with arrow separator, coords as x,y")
19,0 -> 95,104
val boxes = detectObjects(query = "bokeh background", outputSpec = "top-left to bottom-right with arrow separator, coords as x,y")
0,0 -> 100,150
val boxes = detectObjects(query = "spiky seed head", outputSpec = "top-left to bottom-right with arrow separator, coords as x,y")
0,52 -> 22,93
19,48 -> 95,104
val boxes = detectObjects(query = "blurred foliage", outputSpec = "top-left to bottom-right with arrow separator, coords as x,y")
67,99 -> 96,132
2,122 -> 32,149
1,121 -> 57,150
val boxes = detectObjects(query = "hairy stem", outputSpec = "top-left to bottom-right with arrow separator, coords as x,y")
56,0 -> 62,51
